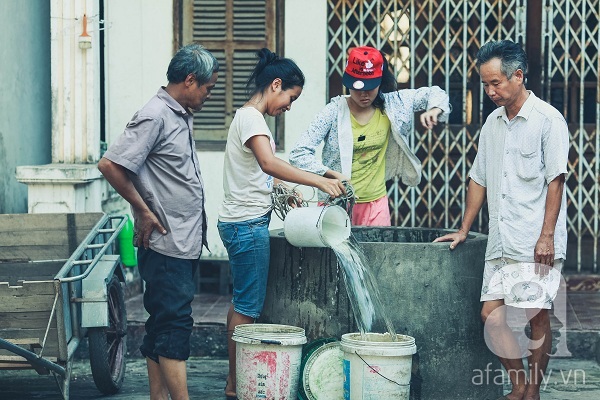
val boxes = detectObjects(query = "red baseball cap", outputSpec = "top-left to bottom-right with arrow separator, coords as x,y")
343,46 -> 384,91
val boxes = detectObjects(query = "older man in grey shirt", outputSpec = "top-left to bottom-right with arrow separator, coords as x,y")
98,44 -> 218,400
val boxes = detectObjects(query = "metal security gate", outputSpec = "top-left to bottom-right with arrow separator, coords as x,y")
327,0 -> 599,272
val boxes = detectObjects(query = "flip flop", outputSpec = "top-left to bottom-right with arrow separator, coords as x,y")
224,381 -> 237,400
224,389 -> 237,399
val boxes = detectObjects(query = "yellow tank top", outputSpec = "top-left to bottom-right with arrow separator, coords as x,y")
350,108 -> 391,203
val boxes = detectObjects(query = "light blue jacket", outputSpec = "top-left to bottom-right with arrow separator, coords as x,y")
289,87 -> 451,200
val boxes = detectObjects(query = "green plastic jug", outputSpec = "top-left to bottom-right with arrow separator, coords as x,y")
118,215 -> 137,267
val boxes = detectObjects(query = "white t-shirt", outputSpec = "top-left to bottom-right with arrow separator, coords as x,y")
218,107 -> 275,222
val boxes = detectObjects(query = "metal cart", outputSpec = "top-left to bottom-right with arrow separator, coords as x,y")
0,213 -> 128,399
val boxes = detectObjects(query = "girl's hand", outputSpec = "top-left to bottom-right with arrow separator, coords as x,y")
325,170 -> 350,183
288,189 -> 304,208
420,107 -> 442,130
316,177 -> 346,198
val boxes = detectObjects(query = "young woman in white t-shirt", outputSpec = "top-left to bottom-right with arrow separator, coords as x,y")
217,48 -> 345,399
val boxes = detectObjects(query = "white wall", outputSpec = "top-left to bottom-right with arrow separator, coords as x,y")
102,0 -> 173,214
104,0 -> 173,146
282,0 -> 328,199
199,0 -> 329,258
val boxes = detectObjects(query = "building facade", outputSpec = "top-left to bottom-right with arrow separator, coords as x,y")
1,0 -> 598,272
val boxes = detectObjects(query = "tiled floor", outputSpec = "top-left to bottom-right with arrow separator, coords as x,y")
126,293 -> 231,326
566,291 -> 600,330
125,261 -> 600,330
125,288 -> 599,332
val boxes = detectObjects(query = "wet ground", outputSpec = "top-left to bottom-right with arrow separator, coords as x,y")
1,356 -> 599,399
527,358 -> 600,400
2,278 -> 598,399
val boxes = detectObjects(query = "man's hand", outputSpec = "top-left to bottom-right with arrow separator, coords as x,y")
135,208 -> 167,249
433,229 -> 468,250
534,235 -> 555,275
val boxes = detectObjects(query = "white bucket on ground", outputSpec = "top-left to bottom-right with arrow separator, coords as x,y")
233,324 -> 307,400
284,205 -> 351,248
340,333 -> 417,400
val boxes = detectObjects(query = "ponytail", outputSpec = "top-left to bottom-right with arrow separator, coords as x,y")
246,48 -> 305,98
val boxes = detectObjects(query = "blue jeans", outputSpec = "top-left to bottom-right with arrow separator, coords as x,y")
218,212 -> 271,319
137,248 -> 198,362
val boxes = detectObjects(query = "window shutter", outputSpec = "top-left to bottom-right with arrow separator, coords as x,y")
233,1 -> 267,41
182,0 -> 277,148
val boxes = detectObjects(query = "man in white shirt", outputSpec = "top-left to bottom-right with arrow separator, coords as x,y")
435,40 -> 569,400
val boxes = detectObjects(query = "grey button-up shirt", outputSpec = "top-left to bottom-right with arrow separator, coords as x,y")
469,91 -> 569,262
104,87 -> 208,259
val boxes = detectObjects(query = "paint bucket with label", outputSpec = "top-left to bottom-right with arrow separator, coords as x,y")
299,338 -> 344,400
284,205 -> 351,248
340,332 -> 417,400
233,324 -> 307,400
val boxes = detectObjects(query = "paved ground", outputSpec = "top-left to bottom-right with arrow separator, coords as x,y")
503,358 -> 600,400
0,356 -> 228,400
2,276 -> 598,399
1,355 -> 599,399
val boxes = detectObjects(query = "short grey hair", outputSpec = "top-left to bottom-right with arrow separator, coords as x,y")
475,40 -> 528,79
166,43 -> 219,84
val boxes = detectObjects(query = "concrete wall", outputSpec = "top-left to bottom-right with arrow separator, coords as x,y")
199,0 -> 329,257
0,0 -> 51,213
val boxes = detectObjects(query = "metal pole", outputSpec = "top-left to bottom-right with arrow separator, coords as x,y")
0,338 -> 66,377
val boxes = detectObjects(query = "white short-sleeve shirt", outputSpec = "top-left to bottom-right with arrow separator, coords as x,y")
469,91 -> 569,262
218,107 -> 275,222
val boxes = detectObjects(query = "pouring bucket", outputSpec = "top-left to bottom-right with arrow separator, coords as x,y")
284,205 -> 351,247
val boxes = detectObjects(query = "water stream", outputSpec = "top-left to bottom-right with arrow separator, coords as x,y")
328,234 -> 398,341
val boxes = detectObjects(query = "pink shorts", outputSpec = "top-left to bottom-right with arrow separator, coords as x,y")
351,196 -> 391,226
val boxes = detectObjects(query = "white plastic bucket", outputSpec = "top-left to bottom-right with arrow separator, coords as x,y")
284,205 -> 351,247
233,324 -> 307,400
340,333 -> 417,400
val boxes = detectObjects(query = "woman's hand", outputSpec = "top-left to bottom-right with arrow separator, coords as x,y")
315,177 -> 346,198
420,107 -> 443,130
325,170 -> 350,183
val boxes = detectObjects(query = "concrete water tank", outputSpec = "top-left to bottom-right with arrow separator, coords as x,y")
261,227 -> 502,400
